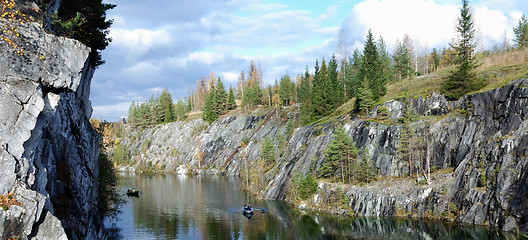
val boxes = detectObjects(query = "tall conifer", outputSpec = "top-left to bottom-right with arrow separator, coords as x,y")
441,0 -> 482,100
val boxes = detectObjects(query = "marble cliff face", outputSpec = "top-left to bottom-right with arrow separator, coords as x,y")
0,13 -> 105,240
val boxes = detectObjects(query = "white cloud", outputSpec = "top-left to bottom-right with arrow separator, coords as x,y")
342,0 -> 522,52
187,52 -> 226,65
220,71 -> 240,85
109,27 -> 173,58
347,0 -> 459,49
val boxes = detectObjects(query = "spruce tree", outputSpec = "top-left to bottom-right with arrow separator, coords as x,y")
431,48 -> 440,72
328,54 -> 342,108
215,78 -> 227,115
159,89 -> 175,123
298,67 -> 312,125
355,29 -> 382,112
377,37 -> 393,91
279,74 -> 293,106
346,49 -> 362,99
202,85 -> 218,123
514,15 -> 528,48
311,58 -> 330,121
393,41 -> 412,81
227,86 -> 236,110
322,123 -> 358,183
442,0 -> 482,100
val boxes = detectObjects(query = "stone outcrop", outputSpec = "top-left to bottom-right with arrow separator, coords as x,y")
119,76 -> 528,233
0,15 -> 104,240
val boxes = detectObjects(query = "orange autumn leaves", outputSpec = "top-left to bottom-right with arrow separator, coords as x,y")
0,192 -> 22,211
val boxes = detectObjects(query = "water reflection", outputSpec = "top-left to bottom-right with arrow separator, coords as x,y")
109,173 -> 515,239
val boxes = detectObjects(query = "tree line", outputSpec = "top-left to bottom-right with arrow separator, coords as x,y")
128,88 -> 190,127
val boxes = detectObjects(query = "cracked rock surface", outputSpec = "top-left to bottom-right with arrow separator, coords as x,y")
1,16 -> 104,240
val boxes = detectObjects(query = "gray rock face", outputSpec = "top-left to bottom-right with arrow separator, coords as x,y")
123,77 -> 528,233
1,18 -> 104,239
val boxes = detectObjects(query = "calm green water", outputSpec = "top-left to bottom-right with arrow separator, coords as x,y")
107,173 -> 515,239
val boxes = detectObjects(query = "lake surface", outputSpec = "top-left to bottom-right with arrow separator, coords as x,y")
107,173 -> 515,239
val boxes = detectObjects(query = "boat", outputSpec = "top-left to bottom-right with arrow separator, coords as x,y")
126,189 -> 140,197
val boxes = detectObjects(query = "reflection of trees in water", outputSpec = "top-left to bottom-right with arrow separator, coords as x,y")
119,174 -> 513,239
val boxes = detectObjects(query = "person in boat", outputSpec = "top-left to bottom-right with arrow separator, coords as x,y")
244,203 -> 253,212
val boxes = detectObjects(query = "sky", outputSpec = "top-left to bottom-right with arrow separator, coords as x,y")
91,0 -> 526,121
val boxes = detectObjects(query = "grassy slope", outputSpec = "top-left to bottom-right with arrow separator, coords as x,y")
382,48 -> 528,103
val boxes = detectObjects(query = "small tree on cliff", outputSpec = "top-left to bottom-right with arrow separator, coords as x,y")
227,86 -> 236,110
321,123 -> 358,184
441,0 -> 484,100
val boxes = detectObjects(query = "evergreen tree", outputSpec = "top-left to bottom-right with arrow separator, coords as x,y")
298,67 -> 312,125
321,123 -> 358,183
393,41 -> 412,81
215,78 -> 227,114
227,86 -> 236,110
54,0 -> 115,66
345,49 -> 362,99
279,74 -> 293,106
174,98 -> 187,121
159,88 -> 175,124
355,29 -> 384,112
328,54 -> 343,107
202,85 -> 217,123
357,154 -> 377,183
377,37 -> 393,89
311,58 -> 330,121
356,76 -> 374,113
514,15 -> 528,48
242,85 -> 261,110
442,0 -> 482,100
431,48 -> 440,72
260,137 -> 274,163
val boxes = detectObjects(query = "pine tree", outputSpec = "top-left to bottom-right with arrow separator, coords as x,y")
514,15 -> 528,48
227,86 -> 236,110
441,0 -> 482,100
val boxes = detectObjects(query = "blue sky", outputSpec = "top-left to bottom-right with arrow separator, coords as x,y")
91,0 -> 526,121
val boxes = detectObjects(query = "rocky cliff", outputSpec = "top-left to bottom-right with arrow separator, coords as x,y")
119,75 -> 528,233
0,13 -> 105,240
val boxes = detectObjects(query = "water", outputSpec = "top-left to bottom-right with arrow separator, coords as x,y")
107,173 -> 515,239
